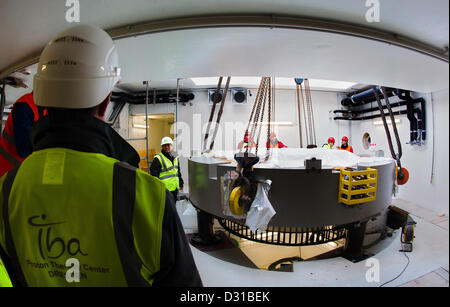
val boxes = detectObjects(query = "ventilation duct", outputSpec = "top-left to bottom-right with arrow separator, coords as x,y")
111,90 -> 195,105
341,86 -> 396,107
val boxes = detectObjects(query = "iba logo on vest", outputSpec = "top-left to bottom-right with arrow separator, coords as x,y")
25,215 -> 112,283
28,215 -> 88,260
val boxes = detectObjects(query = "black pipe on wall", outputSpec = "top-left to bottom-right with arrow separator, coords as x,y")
396,89 -> 426,143
341,86 -> 396,107
111,91 -> 195,105
407,102 -> 418,143
334,110 -> 408,121
418,98 -> 426,141
334,100 -> 410,116
336,87 -> 426,145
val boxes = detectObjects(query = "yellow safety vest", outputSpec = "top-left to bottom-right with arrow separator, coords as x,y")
0,256 -> 12,287
0,148 -> 166,286
155,153 -> 180,192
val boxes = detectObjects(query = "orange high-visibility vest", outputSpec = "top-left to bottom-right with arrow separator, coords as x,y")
338,145 -> 354,153
0,92 -> 46,178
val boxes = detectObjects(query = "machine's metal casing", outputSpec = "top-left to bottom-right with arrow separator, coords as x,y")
188,157 -> 395,228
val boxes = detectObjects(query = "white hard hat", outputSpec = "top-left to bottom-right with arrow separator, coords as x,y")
34,24 -> 121,109
161,137 -> 174,146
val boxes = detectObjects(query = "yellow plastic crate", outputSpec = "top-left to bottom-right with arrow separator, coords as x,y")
339,168 -> 377,206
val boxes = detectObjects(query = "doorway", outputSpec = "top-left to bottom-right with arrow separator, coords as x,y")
130,113 -> 175,173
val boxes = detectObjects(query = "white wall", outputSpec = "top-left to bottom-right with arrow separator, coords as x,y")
350,89 -> 449,215
130,88 -> 347,191
430,89 -> 450,215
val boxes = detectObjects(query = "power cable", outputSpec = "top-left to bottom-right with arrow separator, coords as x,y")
379,233 -> 411,287
430,93 -> 436,184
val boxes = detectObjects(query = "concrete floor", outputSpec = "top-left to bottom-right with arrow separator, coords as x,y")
178,198 -> 449,287
392,198 -> 449,287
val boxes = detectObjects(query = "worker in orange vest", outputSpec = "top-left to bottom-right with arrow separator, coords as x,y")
266,132 -> 288,148
338,136 -> 354,153
0,92 -> 47,178
237,131 -> 257,150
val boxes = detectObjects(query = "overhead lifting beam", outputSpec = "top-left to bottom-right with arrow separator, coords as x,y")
1,14 -> 448,80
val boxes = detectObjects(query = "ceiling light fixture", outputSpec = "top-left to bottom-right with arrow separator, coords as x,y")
191,77 -> 357,90
132,124 -> 147,129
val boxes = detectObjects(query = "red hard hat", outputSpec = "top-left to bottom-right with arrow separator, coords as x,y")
328,137 -> 335,143
342,136 -> 349,142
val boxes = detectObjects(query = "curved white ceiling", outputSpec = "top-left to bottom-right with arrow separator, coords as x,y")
1,0 -> 448,73
115,27 -> 448,93
1,0 -> 448,103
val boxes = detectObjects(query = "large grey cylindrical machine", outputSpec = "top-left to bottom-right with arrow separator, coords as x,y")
188,154 -> 396,262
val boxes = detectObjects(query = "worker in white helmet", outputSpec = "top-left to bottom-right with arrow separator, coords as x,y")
0,25 -> 201,287
150,137 -> 184,202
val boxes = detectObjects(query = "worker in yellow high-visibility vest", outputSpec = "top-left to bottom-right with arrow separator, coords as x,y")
150,137 -> 184,202
0,25 -> 202,287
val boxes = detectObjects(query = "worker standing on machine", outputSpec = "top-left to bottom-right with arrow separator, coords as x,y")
0,92 -> 47,178
338,136 -> 354,153
151,136 -> 184,202
266,132 -> 288,149
322,137 -> 335,149
0,25 -> 201,287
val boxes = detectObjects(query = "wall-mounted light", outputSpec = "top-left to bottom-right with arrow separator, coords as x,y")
131,114 -> 173,119
373,118 -> 401,126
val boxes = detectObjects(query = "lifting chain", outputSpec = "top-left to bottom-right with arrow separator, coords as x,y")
295,82 -> 303,148
209,77 -> 231,151
203,77 -> 223,153
265,78 -> 272,162
255,78 -> 269,156
304,79 -> 317,145
295,78 -> 317,147
251,78 -> 266,155
241,77 -> 272,160
203,76 -> 231,153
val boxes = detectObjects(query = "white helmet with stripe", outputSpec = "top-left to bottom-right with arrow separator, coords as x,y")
161,137 -> 174,146
34,24 -> 121,109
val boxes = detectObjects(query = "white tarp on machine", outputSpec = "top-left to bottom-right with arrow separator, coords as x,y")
205,148 -> 394,169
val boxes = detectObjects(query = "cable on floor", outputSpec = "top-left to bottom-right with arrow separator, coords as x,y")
379,250 -> 410,287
